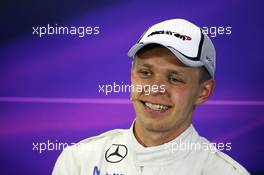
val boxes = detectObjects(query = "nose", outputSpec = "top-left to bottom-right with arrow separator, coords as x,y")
143,75 -> 168,96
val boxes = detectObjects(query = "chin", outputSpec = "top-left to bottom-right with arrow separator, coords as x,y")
138,115 -> 175,132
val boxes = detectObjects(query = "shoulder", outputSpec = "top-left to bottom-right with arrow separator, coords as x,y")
199,137 -> 250,175
205,150 -> 250,175
78,128 -> 128,147
52,129 -> 129,175
65,128 -> 128,156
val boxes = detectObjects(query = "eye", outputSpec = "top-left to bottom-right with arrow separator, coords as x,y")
137,69 -> 152,78
168,75 -> 183,84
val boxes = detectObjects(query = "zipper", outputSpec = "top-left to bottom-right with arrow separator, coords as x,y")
139,166 -> 144,174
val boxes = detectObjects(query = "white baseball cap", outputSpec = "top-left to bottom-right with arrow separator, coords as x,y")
128,19 -> 216,78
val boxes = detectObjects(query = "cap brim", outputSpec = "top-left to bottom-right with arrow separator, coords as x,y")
128,42 -> 204,68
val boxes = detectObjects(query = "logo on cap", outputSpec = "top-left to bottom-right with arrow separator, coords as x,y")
147,30 -> 192,41
206,56 -> 214,68
105,144 -> 128,163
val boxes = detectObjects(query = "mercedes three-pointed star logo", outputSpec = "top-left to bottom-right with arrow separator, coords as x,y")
105,144 -> 128,163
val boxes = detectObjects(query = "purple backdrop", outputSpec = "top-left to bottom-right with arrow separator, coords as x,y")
1,0 -> 263,174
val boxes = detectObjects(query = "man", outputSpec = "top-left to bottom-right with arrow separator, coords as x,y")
52,19 -> 250,175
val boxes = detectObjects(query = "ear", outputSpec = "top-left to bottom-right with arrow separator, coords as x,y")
131,61 -> 134,79
195,79 -> 215,105
131,59 -> 136,81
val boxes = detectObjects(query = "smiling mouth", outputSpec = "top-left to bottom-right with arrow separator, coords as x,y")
140,100 -> 171,111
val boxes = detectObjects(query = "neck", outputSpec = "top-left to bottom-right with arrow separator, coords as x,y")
133,120 -> 191,147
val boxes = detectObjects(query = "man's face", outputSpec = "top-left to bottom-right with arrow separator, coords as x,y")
131,46 -> 211,133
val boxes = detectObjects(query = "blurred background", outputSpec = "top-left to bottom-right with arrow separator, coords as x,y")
0,0 -> 263,174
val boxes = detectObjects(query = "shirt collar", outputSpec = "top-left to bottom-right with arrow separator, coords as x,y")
127,120 -> 200,166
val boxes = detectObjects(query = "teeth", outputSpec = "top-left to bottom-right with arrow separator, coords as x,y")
145,102 -> 169,111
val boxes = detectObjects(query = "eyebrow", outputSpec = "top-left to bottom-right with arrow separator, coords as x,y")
136,63 -> 185,76
136,63 -> 153,69
166,69 -> 184,76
